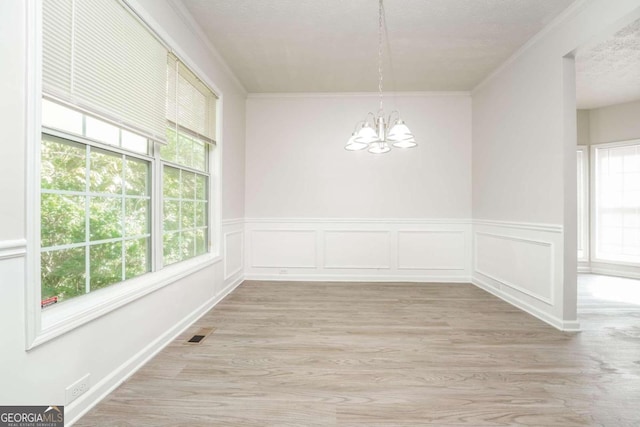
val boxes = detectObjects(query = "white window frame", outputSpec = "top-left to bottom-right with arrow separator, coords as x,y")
590,139 -> 640,267
25,0 -> 223,350
160,159 -> 211,265
577,146 -> 589,263
40,130 -> 154,296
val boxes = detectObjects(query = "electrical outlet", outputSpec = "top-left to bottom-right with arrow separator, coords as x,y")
279,269 -> 288,274
65,374 -> 91,404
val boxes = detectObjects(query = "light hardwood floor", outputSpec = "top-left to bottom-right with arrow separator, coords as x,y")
76,277 -> 640,426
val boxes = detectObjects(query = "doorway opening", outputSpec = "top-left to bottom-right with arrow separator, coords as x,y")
573,17 -> 640,324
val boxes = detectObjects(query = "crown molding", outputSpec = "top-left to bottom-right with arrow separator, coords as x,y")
244,217 -> 472,225
247,91 -> 471,99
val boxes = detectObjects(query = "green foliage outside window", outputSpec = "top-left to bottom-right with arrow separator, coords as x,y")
40,126 -> 210,307
41,136 -> 151,304
161,128 -> 209,266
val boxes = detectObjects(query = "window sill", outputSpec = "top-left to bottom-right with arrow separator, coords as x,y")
28,253 -> 222,350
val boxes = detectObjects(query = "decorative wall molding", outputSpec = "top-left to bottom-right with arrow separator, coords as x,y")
474,231 -> 554,305
223,230 -> 244,280
471,220 -> 570,331
246,91 -> 471,99
473,219 -> 563,233
220,217 -> 584,331
221,218 -> 245,226
244,273 -> 471,283
244,218 -> 472,282
473,276 -> 579,332
249,229 -> 317,268
0,239 -> 27,260
397,230 -> 466,270
323,230 -> 391,269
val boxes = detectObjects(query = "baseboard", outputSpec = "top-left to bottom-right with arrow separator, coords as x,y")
472,276 -> 580,332
590,266 -> 640,280
244,273 -> 471,283
221,272 -> 245,294
66,274 -> 244,426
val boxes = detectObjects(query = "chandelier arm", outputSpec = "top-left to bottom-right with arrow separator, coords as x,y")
387,110 -> 400,126
365,111 -> 377,123
351,120 -> 366,134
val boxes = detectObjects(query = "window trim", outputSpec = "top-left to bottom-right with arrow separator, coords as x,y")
590,139 -> 640,267
577,145 -> 589,263
25,0 -> 224,350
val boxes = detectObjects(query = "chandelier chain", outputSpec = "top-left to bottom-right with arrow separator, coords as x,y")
378,0 -> 384,114
344,0 -> 417,153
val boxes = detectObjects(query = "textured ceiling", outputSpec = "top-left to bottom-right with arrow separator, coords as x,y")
179,0 -> 574,93
576,18 -> 640,109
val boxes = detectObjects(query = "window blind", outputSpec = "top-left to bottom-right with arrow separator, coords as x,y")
43,0 -> 168,143
167,54 -> 218,145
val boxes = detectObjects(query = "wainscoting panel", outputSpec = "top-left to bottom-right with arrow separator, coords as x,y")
475,232 -> 553,304
223,230 -> 243,280
398,231 -> 466,270
244,219 -> 472,281
222,219 -> 245,293
250,230 -> 317,268
472,220 -> 574,330
0,239 -> 27,260
324,231 -> 390,269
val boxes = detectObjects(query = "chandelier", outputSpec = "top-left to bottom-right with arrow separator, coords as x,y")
345,0 -> 417,154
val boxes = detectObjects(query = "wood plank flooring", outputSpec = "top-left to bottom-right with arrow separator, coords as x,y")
76,277 -> 640,426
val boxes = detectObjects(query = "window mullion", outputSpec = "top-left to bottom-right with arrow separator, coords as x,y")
178,169 -> 183,261
121,155 -> 126,282
85,145 -> 91,294
153,143 -> 163,272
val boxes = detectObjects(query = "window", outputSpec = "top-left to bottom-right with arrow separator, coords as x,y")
162,54 -> 217,265
39,0 -> 218,310
577,147 -> 589,261
40,133 -> 151,303
593,141 -> 640,264
161,134 -> 209,265
41,104 -> 152,305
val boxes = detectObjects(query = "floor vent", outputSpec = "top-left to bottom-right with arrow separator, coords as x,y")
185,327 -> 215,345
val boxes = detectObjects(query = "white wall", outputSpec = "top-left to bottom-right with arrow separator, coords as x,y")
588,99 -> 640,144
471,0 -> 640,330
577,109 -> 591,146
246,94 -> 471,219
0,0 -> 245,424
0,1 -> 26,242
244,94 -> 472,282
576,100 -> 640,146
